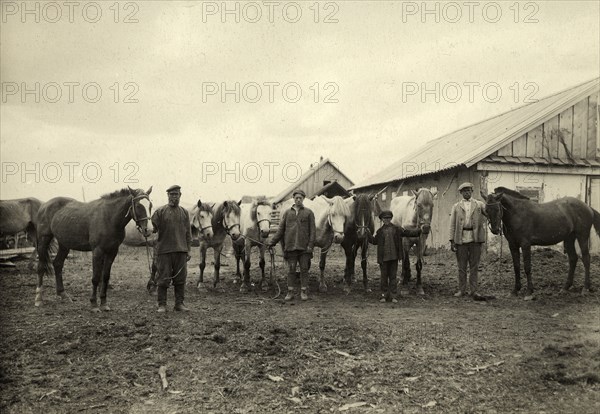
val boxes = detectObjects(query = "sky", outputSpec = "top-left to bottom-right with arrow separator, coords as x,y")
1,0 -> 599,204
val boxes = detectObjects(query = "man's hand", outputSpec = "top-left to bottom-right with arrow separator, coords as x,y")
450,241 -> 457,252
186,254 -> 192,262
307,247 -> 313,254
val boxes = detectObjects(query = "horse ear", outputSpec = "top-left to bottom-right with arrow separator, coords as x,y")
128,186 -> 135,195
411,189 -> 418,197
197,199 -> 202,208
146,186 -> 153,195
237,200 -> 242,206
430,188 -> 438,198
210,203 -> 216,209
480,190 -> 488,200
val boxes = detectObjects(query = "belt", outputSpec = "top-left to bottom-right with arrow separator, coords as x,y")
463,228 -> 473,231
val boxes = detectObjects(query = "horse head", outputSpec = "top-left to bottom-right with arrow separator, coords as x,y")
127,186 -> 153,238
252,198 -> 272,239
219,200 -> 242,241
195,199 -> 215,239
481,189 -> 504,235
322,195 -> 351,243
411,188 -> 435,235
353,194 -> 374,240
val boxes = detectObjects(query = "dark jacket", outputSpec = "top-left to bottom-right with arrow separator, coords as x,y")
271,205 -> 316,253
151,204 -> 192,255
370,224 -> 422,264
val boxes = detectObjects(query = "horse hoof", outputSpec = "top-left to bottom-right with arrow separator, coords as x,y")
240,285 -> 248,293
233,278 -> 239,284
100,305 -> 111,312
343,286 -> 351,295
581,288 -> 590,296
34,301 -> 42,307
400,290 -> 409,297
524,295 -> 535,301
91,307 -> 101,313
365,287 -> 372,293
417,288 -> 425,296
319,284 -> 328,293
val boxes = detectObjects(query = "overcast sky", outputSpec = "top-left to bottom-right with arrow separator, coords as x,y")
1,0 -> 598,204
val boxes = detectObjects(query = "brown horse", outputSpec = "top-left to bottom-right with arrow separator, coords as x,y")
0,198 -> 42,268
35,187 -> 153,310
482,186 -> 600,299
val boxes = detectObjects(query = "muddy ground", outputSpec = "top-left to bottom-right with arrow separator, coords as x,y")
0,244 -> 599,413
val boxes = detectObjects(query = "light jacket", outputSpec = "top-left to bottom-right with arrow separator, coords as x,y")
449,199 -> 487,244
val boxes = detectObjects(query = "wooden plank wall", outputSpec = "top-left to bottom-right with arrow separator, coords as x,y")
494,93 -> 599,160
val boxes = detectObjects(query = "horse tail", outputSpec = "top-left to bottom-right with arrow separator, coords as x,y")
37,236 -> 55,277
592,208 -> 600,238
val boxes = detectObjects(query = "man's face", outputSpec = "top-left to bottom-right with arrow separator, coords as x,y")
168,191 -> 181,206
293,194 -> 304,207
460,188 -> 472,200
382,217 -> 392,225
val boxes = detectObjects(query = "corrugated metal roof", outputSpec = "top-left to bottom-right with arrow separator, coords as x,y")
483,155 -> 598,167
352,78 -> 600,190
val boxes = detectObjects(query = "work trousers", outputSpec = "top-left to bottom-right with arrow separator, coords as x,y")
455,242 -> 482,295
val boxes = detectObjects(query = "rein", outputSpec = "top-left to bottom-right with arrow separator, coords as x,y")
125,194 -> 152,232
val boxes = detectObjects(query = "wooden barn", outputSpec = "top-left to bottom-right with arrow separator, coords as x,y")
270,157 -> 354,207
351,78 -> 600,253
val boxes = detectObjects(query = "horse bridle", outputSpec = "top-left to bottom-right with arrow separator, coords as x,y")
126,194 -> 152,232
484,199 -> 505,235
354,207 -> 372,236
327,211 -> 344,237
221,215 -> 240,236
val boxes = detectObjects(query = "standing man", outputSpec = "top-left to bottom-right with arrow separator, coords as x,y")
268,189 -> 316,301
449,182 -> 487,299
152,185 -> 192,312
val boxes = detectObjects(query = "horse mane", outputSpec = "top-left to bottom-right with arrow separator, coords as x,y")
330,196 -> 351,217
354,194 -> 373,222
197,202 -> 213,214
101,188 -> 137,199
215,200 -> 241,221
250,197 -> 271,221
416,188 -> 435,203
494,187 -> 530,200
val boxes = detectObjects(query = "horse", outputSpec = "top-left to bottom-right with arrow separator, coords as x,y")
145,201 -> 214,294
390,188 -> 437,295
233,197 -> 274,292
35,187 -> 153,311
194,200 -> 241,289
278,195 -> 351,292
482,186 -> 600,300
0,197 -> 42,268
341,194 -> 375,293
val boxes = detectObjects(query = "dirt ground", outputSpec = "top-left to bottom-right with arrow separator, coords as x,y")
1,244 -> 599,414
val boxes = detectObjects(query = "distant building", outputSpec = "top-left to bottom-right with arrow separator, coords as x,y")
352,78 -> 600,253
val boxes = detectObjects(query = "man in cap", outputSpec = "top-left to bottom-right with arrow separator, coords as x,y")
369,210 -> 404,303
449,182 -> 487,299
268,189 -> 316,301
151,185 -> 192,312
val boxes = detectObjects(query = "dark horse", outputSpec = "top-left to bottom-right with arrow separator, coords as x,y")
195,200 -> 242,289
0,197 -> 42,269
341,194 -> 375,293
482,186 -> 600,300
36,187 -> 153,310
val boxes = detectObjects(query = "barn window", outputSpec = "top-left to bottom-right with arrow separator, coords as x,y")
391,191 -> 397,198
382,192 -> 387,201
517,186 -> 543,203
403,191 -> 409,196
323,180 -> 331,186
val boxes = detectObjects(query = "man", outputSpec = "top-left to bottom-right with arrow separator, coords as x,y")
151,185 -> 192,312
268,189 -> 316,301
449,182 -> 487,299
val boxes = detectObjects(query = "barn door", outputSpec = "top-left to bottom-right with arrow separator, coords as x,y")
588,177 -> 600,254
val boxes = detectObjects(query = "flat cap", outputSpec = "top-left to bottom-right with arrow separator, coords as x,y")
292,189 -> 306,197
458,182 -> 474,191
379,210 -> 393,219
166,185 -> 181,193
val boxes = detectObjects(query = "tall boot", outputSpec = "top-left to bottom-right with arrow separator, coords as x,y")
157,286 -> 168,313
174,284 -> 190,312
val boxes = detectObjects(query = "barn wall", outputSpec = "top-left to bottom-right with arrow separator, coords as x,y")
495,92 -> 599,160
276,162 -> 354,204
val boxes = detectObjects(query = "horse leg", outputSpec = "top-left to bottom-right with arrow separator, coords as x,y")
361,245 -> 370,293
342,244 -> 354,294
26,223 -> 37,271
53,243 -> 70,299
577,234 -> 592,294
99,249 -> 118,311
258,247 -> 266,291
415,240 -> 424,295
509,244 -> 522,296
240,243 -> 251,293
350,243 -> 359,284
522,244 -> 534,301
147,258 -> 158,295
319,251 -> 328,293
400,241 -> 411,296
213,247 -> 222,289
197,246 -> 207,289
91,249 -> 105,311
35,235 -> 53,307
562,237 -> 578,292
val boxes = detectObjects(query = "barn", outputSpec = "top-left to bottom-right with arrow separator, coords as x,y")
270,157 -> 354,207
351,78 -> 600,253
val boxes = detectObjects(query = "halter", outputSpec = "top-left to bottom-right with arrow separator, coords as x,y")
484,200 -> 505,235
354,207 -> 372,236
221,216 -> 240,236
327,211 -> 344,236
125,194 -> 152,232
256,218 -> 271,230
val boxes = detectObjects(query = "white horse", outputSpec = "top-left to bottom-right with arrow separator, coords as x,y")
233,197 -> 274,292
390,188 -> 437,295
278,195 -> 351,292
